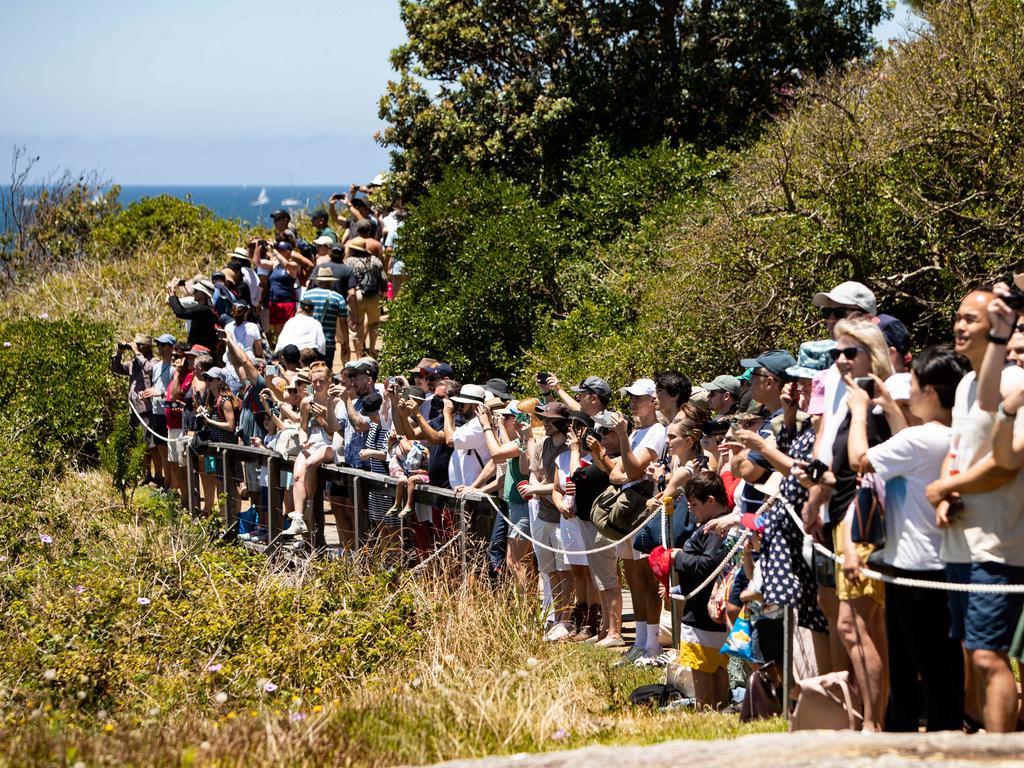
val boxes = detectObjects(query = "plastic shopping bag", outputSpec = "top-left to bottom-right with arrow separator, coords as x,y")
720,607 -> 757,662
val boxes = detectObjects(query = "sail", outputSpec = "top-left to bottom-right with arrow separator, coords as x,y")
251,187 -> 269,206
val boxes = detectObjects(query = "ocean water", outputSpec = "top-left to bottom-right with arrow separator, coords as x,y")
115,185 -> 347,225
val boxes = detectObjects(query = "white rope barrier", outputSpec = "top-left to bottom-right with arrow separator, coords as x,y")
669,530 -> 751,603
412,530 -> 464,572
127,396 -> 173,443
778,498 -> 1024,594
483,495 -> 662,556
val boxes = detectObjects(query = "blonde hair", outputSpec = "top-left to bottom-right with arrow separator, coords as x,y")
308,361 -> 330,378
515,397 -> 544,429
833,319 -> 893,379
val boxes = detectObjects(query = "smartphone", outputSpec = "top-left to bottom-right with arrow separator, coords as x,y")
265,364 -> 279,376
536,371 -> 550,386
854,377 -> 875,397
805,459 -> 829,483
176,279 -> 187,287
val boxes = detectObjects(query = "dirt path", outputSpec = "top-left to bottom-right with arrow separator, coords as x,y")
434,731 -> 1024,768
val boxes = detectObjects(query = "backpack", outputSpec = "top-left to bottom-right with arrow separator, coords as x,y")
355,255 -> 384,298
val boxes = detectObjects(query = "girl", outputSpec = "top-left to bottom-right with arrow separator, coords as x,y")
285,362 -> 340,537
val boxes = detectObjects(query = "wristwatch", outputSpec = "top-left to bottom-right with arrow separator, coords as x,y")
998,401 -> 1017,423
987,330 -> 1011,345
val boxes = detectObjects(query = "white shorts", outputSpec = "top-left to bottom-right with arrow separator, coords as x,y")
167,428 -> 184,465
532,518 -> 569,574
559,517 -> 588,567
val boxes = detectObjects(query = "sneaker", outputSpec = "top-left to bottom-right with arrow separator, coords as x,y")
543,622 -> 571,643
282,513 -> 307,536
238,532 -> 254,542
634,650 -> 666,668
595,634 -> 626,649
613,645 -> 645,667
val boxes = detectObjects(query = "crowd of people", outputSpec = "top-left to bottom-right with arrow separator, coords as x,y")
113,189 -> 1024,732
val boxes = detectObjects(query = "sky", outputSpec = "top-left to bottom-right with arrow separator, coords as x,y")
0,0 -> 919,186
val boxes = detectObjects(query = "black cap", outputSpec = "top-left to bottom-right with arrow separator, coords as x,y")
877,314 -> 912,356
310,208 -> 329,220
361,391 -> 383,414
299,299 -> 315,312
350,197 -> 370,210
738,349 -> 797,381
329,244 -> 345,259
278,344 -> 300,364
484,378 -> 513,401
270,209 -> 290,220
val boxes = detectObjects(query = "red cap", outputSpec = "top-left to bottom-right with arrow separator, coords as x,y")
184,344 -> 211,356
648,545 -> 672,590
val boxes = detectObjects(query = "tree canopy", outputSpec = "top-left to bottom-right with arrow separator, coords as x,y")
378,0 -> 889,195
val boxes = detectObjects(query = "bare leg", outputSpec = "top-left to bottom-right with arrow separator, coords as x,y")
622,558 -> 649,630
837,597 -> 888,731
971,649 -> 1020,732
200,472 -> 217,515
818,585 -> 850,674
330,497 -> 356,550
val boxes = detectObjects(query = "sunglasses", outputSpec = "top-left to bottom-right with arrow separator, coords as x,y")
820,307 -> 851,320
828,346 -> 869,361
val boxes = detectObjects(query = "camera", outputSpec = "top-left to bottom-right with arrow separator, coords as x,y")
702,417 -> 732,437
854,376 -> 875,398
1002,281 -> 1024,312
593,411 -> 616,429
805,459 -> 829,483
176,279 -> 187,287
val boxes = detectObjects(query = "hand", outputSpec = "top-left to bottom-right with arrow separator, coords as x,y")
565,428 -> 580,450
842,548 -> 862,585
476,404 -> 492,429
608,411 -> 628,435
251,437 -> 263,447
139,388 -> 156,400
348,317 -> 358,331
585,434 -> 603,456
731,429 -> 764,451
988,284 -> 1017,337
843,374 -> 871,414
453,484 -> 470,497
515,421 -> 532,442
780,381 -> 799,410
358,448 -> 373,461
310,402 -> 327,418
520,483 -> 544,497
925,477 -> 950,506
546,373 -> 561,392
703,511 -> 740,536
658,582 -> 668,607
1002,382 -> 1024,416
329,193 -> 341,205
442,398 -> 455,416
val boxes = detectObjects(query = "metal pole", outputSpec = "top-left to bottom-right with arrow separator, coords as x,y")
353,475 -> 363,550
312,469 -> 326,553
459,497 -> 468,582
185,445 -> 198,518
267,454 -> 282,544
664,496 -> 680,648
221,447 -> 236,541
783,606 -> 794,724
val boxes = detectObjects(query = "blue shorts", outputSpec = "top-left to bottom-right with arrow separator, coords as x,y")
946,562 -> 1024,652
506,500 -> 531,541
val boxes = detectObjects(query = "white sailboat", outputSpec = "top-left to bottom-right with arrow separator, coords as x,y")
251,187 -> 270,206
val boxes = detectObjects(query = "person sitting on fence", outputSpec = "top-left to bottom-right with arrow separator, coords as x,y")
385,423 -> 430,520
284,361 -> 340,538
359,392 -> 402,550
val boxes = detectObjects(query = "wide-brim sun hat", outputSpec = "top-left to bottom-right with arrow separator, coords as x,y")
450,383 -> 487,404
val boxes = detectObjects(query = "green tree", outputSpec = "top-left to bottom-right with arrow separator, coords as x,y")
379,0 -> 889,195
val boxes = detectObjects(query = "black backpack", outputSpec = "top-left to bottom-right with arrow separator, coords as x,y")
355,255 -> 384,298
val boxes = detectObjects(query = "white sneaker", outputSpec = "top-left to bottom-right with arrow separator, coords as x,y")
543,622 -> 571,642
613,645 -> 645,667
634,649 -> 667,668
282,514 -> 307,536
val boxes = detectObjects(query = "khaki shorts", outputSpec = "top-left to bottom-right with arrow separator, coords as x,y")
532,518 -> 569,575
167,428 -> 184,465
578,519 -> 619,591
833,527 -> 884,605
351,294 -> 381,328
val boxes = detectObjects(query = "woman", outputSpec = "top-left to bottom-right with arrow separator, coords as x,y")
195,367 -> 238,513
358,392 -> 400,552
479,400 -> 537,590
606,378 -> 667,662
266,243 -> 300,340
829,318 -> 895,731
285,362 -> 340,537
846,346 -> 969,732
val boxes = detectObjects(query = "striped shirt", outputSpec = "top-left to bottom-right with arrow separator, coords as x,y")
302,287 -> 348,346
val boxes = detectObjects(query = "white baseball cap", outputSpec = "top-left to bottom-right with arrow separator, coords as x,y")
619,378 -> 657,398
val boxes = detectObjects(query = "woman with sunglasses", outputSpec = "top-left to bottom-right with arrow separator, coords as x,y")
285,362 -> 340,537
823,319 -> 894,732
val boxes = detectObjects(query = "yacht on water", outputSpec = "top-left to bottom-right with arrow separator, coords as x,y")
250,187 -> 270,206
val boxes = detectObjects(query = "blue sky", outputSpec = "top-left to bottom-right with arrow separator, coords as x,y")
0,0 -> 918,185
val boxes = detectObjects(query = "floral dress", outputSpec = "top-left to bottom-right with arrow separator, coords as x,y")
760,421 -> 828,633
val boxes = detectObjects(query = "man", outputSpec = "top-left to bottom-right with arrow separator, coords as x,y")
140,333 -> 177,492
270,209 -> 296,244
542,374 -> 612,416
443,383 -> 494,492
274,299 -> 325,358
166,276 -> 220,355
275,343 -> 301,374
344,237 -> 385,356
382,199 -> 406,296
227,246 -> 261,310
702,374 -> 741,416
523,401 -> 574,641
223,300 -> 262,373
310,209 -> 338,244
111,332 -> 157,481
926,287 -> 1024,733
484,378 -> 514,403
304,267 -> 350,371
328,360 -> 379,547
877,314 -> 912,374
812,280 -> 877,337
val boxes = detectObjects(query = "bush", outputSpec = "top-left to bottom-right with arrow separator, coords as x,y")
0,318 -> 119,469
99,410 -> 148,509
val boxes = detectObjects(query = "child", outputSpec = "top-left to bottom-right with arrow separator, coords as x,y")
385,430 -> 430,518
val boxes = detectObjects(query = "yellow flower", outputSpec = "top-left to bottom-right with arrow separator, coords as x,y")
313,687 -> 322,694
226,711 -> 237,720
312,705 -> 323,713
103,723 -> 114,733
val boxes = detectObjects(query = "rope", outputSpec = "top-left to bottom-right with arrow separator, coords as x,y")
669,530 -> 751,603
412,530 -> 464,573
483,495 -> 662,556
127,397 -> 173,443
778,498 -> 1024,594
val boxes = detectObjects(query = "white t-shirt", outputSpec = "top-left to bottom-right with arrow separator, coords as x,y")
816,365 -> 847,524
942,367 -> 1024,565
622,422 -> 666,489
225,320 -> 261,354
448,417 -> 492,488
274,314 -> 326,355
150,360 -> 174,412
867,423 -> 950,571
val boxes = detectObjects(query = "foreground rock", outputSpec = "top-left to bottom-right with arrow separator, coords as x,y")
436,731 -> 1024,768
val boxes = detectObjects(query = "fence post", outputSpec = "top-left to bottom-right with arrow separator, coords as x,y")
353,475 -> 363,550
267,453 -> 282,543
458,496 -> 468,582
783,606 -> 794,723
664,496 -> 680,648
185,446 -> 199,519
221,447 -> 237,541
311,469 -> 326,553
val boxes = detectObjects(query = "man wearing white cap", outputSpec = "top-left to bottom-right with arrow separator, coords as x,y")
443,384 -> 494,491
227,246 -> 261,309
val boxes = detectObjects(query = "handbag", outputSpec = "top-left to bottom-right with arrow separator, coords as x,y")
591,479 -> 654,541
707,564 -> 740,625
850,457 -> 886,547
740,662 -> 783,722
790,671 -> 864,731
720,606 -> 756,662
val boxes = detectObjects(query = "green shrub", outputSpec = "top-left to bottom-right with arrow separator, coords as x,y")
0,318 -> 119,468
99,410 -> 147,509
90,194 -> 242,259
